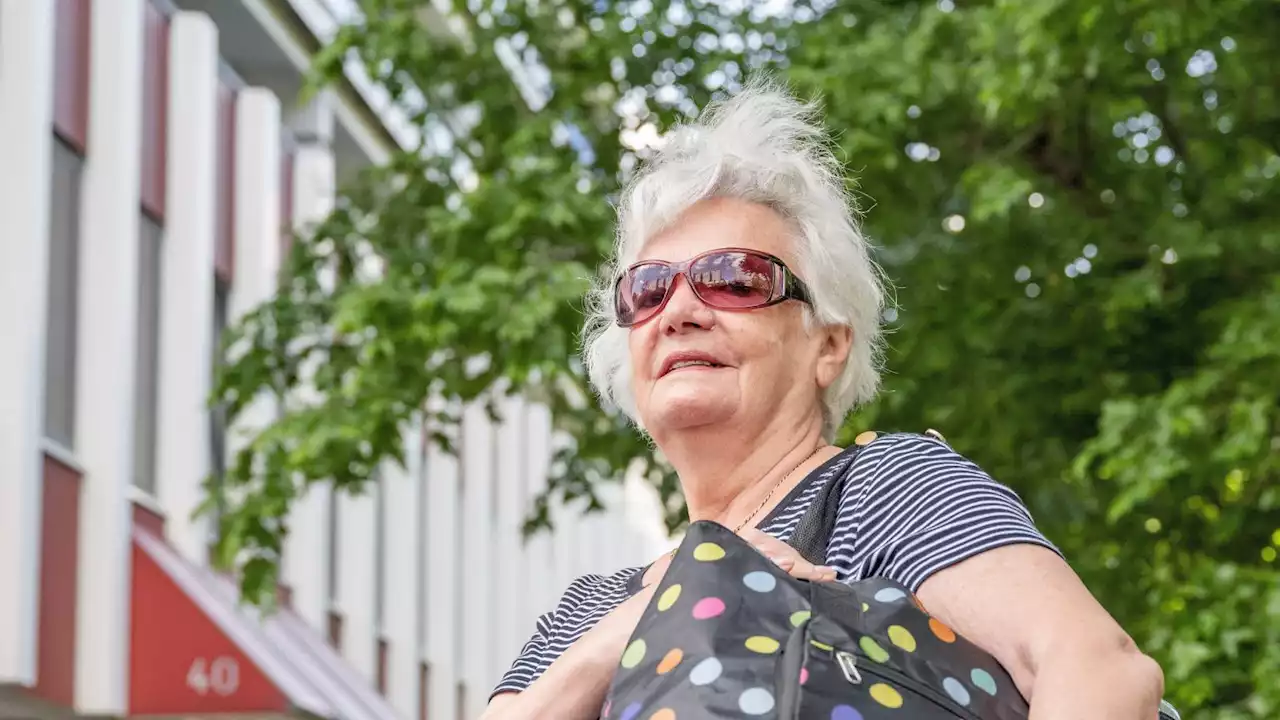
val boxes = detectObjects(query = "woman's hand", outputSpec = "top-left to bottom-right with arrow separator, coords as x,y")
740,528 -> 838,582
483,534 -> 833,720
557,532 -> 832,681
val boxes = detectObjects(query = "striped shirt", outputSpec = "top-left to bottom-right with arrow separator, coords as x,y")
493,432 -> 1058,696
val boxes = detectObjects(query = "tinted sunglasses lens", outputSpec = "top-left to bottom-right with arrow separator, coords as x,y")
617,264 -> 673,326
690,251 -> 776,308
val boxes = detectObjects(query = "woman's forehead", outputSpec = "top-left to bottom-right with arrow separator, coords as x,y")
637,197 -> 796,263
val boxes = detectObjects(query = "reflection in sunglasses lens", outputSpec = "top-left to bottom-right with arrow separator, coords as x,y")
617,250 -> 781,326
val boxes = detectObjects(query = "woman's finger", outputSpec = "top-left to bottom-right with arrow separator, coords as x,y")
740,528 -> 836,582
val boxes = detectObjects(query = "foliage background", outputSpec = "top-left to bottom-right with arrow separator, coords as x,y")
210,0 -> 1280,715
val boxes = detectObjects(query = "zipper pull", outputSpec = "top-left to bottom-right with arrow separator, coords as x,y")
835,651 -> 862,685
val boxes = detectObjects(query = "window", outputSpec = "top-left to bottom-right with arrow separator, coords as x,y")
43,139 -> 83,448
132,214 -> 163,493
52,0 -> 90,152
208,280 -> 230,552
214,82 -> 236,284
139,1 -> 168,221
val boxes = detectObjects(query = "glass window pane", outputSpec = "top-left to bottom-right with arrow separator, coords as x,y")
208,280 -> 230,549
44,139 -> 82,448
132,214 -> 163,493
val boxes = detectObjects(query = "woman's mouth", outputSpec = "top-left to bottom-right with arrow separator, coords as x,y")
660,352 -> 730,376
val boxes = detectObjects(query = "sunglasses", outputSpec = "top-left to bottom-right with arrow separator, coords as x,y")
613,247 -> 813,328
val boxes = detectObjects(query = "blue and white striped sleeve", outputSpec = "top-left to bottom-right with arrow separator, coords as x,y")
843,433 -> 1061,593
491,572 -> 616,697
492,610 -> 556,696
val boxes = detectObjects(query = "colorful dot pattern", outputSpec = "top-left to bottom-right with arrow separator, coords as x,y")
657,584 -> 681,611
601,521 -> 1030,720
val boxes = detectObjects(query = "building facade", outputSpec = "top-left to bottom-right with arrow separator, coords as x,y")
0,1 -> 671,718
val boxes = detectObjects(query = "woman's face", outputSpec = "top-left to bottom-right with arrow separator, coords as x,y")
627,196 -> 851,439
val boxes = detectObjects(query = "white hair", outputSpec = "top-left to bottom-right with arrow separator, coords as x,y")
581,77 -> 887,440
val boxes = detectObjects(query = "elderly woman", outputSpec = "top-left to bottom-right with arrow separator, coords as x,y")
483,82 -> 1165,719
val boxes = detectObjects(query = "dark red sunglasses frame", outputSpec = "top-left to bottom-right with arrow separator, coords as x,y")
613,247 -> 813,328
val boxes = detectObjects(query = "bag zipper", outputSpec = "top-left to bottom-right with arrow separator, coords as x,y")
808,640 -> 984,720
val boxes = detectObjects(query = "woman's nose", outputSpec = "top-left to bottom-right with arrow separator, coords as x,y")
659,276 -> 715,334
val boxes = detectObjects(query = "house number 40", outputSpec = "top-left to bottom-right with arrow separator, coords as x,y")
186,656 -> 240,697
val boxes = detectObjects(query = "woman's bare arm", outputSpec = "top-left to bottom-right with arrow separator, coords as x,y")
917,544 -> 1164,720
481,693 -> 519,718
479,642 -> 617,720
479,583 -> 656,720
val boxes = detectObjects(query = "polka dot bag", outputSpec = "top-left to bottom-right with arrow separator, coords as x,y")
602,518 -> 1028,720
601,437 -> 1183,720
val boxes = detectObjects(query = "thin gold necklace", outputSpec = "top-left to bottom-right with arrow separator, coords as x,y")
730,444 -> 825,533
667,444 -> 825,560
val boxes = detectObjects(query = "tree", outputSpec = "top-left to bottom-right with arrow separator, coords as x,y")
209,0 -> 1280,715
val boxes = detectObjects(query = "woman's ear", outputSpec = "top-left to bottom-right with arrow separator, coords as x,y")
815,324 -> 853,390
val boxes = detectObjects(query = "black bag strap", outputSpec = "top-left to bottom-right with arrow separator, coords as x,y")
786,442 -> 865,566
788,430 -> 948,564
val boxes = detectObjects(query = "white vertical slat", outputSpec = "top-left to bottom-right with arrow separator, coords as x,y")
492,394 -> 525,681
336,485 -> 377,681
72,0 -> 146,712
227,87 -> 282,350
624,468 -> 678,565
523,403 -> 558,620
509,403 -> 537,647
592,482 -> 621,575
414,416 -> 430,686
154,11 -> 219,564
0,0 -> 57,686
461,400 -> 495,713
424,401 -> 460,720
222,86 -> 284,604
574,499 -> 594,577
280,125 -> 337,634
548,424 -> 581,591
381,419 -> 422,717
514,398 -> 540,668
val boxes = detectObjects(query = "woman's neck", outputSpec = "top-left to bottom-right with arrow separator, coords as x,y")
660,412 -> 833,530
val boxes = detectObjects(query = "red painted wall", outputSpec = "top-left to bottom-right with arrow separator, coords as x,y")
140,2 -> 169,221
129,539 -> 288,715
132,500 -> 165,537
32,454 -> 82,707
53,0 -> 92,152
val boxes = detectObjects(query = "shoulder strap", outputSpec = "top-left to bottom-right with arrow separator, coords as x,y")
788,430 -> 952,563
786,442 -> 865,566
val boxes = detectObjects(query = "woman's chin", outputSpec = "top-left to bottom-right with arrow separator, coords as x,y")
646,394 -> 740,434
